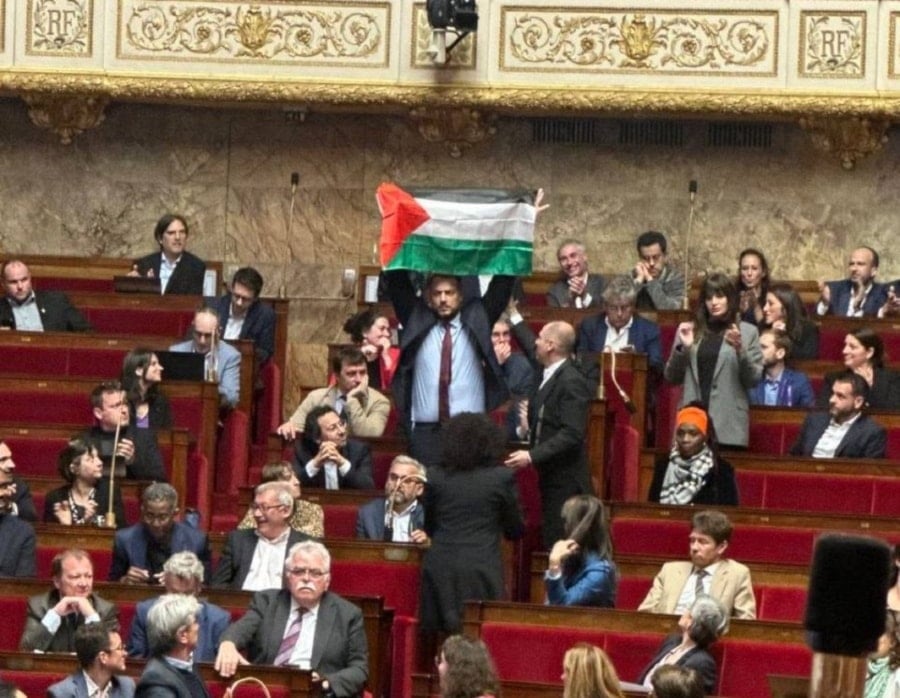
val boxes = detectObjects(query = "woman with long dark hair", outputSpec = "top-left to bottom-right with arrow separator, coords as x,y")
436,635 -> 500,698
545,495 -> 617,607
817,328 -> 900,409
342,308 -> 399,391
664,273 -> 763,449
736,248 -> 770,325
761,282 -> 819,360
122,348 -> 172,429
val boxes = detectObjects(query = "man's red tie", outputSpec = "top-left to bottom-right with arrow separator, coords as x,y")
439,321 -> 452,421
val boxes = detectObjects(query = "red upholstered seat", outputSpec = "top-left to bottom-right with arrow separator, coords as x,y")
757,586 -> 807,622
604,631 -> 676,685
38,547 -> 113,580
872,479 -> 900,517
480,623 -> 600,684
611,519 -> 686,558
0,597 -> 28,650
717,640 -> 811,698
2,671 -> 66,697
748,423 -> 788,454
734,470 -> 765,508
616,576 -> 653,611
608,424 -> 640,500
329,560 -> 420,618
761,473 -> 875,514
322,504 -> 361,539
729,526 -> 817,564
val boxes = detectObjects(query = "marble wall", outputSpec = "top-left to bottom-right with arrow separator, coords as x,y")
0,98 -> 897,411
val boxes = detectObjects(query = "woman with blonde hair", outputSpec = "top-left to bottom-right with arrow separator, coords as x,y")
562,643 -> 625,698
237,461 -> 323,537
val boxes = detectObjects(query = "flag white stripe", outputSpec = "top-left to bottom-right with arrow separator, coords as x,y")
413,198 -> 536,242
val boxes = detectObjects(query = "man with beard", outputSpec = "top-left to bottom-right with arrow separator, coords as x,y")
747,329 -> 815,407
816,246 -> 887,317
293,406 -> 374,490
356,455 -> 428,543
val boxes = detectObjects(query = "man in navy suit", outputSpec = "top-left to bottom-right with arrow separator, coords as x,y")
293,406 -> 374,490
131,213 -> 206,295
216,266 -> 276,365
790,372 -> 886,458
816,246 -> 887,317
0,260 -> 92,331
109,483 -> 211,584
128,551 -> 230,662
356,455 -> 428,543
48,622 -> 135,698
748,329 -> 815,407
576,275 -> 663,372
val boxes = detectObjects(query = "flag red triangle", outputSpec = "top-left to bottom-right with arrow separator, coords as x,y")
376,183 -> 431,267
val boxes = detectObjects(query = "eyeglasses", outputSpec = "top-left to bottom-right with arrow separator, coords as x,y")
286,567 -> 328,579
103,644 -> 125,653
252,502 -> 287,513
142,511 -> 175,524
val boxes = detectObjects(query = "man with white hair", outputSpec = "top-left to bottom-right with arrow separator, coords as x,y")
547,240 -> 605,309
356,455 -> 428,543
215,541 -> 368,698
128,552 -> 230,662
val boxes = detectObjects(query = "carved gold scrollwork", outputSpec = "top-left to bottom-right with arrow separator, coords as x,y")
22,93 -> 109,144
409,107 -> 496,158
799,115 -> 890,170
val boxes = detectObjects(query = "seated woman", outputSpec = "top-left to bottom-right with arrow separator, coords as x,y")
736,248 -> 770,325
637,595 -> 728,695
562,642 -> 625,698
816,328 -> 900,410
436,635 -> 500,698
649,404 -> 738,506
888,544 -> 900,611
762,282 -> 819,360
122,348 -> 172,429
342,308 -> 399,391
237,460 -> 324,537
650,665 -> 705,698
545,495 -> 617,607
865,609 -> 900,698
44,436 -> 126,528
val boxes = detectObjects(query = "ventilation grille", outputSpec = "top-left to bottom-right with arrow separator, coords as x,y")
618,120 -> 684,147
706,122 -> 773,148
531,118 -> 603,145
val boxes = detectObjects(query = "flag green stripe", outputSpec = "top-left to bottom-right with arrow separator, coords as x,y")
385,234 -> 533,276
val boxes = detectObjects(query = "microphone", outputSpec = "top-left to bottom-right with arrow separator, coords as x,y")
288,172 -> 299,243
683,180 -> 698,310
805,534 -> 891,698
291,171 -> 299,194
689,179 -> 698,202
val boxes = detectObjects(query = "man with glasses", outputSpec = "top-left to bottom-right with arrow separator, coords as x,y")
356,455 -> 428,543
215,540 -> 368,698
47,622 -> 135,698
215,266 -> 276,366
211,482 -> 312,591
293,405 -> 374,490
170,307 -> 241,409
109,483 -> 211,584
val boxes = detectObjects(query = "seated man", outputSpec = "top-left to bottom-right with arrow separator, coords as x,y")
131,214 -> 206,295
748,329 -> 815,407
212,482 -> 312,591
816,246 -> 887,317
84,381 -> 166,482
216,266 -> 276,366
215,541 -> 368,698
47,622 -> 134,698
357,455 -> 428,543
170,307 -> 241,409
0,438 -> 37,522
638,510 -> 756,621
790,371 -> 887,459
109,483 -> 211,584
576,274 -> 663,372
20,549 -> 118,652
293,406 -> 374,490
0,259 -> 92,331
547,239 -> 604,308
632,230 -> 685,311
491,317 -> 535,442
0,466 -> 36,578
879,280 -> 900,318
278,346 -> 390,439
128,551 -> 230,663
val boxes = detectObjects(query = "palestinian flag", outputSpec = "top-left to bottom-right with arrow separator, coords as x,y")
376,183 -> 536,276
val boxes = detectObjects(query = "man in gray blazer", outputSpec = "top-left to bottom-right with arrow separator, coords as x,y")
215,541 -> 368,698
356,455 -> 428,543
546,239 -> 605,309
48,622 -> 135,698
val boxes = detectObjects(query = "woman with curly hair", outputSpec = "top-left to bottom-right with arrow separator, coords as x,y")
419,413 -> 524,635
342,308 -> 399,391
122,348 -> 172,430
562,643 -> 625,698
865,610 -> 900,698
437,635 -> 500,698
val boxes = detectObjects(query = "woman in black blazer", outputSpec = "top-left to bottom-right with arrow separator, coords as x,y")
817,328 -> 900,409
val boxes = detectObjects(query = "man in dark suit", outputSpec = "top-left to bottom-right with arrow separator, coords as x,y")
790,371 -> 887,458
109,483 -> 211,584
547,239 -> 605,308
356,455 -> 428,543
212,482 -> 312,590
293,405 -> 374,490
215,266 -> 276,365
384,271 -> 513,466
130,213 -> 206,295
0,260 -> 92,331
816,246 -> 887,317
215,541 -> 368,698
748,329 -> 815,407
0,466 -> 36,578
48,622 -> 135,698
0,439 -> 37,522
506,319 -> 593,548
128,551 -> 230,663
576,274 -> 663,371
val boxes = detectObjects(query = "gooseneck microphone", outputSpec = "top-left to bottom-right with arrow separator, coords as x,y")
683,180 -> 698,310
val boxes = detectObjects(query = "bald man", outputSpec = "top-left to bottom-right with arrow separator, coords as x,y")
505,319 -> 593,547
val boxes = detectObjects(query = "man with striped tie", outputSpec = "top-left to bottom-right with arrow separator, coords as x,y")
214,541 -> 368,697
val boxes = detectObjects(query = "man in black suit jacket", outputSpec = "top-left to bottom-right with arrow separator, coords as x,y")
212,482 -> 312,590
383,271 -> 513,466
0,439 -> 37,522
131,214 -> 206,295
506,318 -> 593,548
215,266 -> 276,365
790,372 -> 887,458
0,260 -> 91,331
816,246 -> 887,317
0,467 -> 36,578
215,541 -> 368,698
293,406 -> 374,489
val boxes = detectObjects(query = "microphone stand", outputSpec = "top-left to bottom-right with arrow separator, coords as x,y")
607,349 -> 636,414
106,420 -> 120,528
683,180 -> 698,311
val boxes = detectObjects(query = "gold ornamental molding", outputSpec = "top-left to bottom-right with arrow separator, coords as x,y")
22,92 -> 109,144
409,107 -> 497,157
798,115 -> 890,170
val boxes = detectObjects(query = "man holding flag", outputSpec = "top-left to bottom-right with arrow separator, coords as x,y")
376,184 -> 546,466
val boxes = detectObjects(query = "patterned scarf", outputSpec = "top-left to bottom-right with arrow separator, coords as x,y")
659,445 -> 715,505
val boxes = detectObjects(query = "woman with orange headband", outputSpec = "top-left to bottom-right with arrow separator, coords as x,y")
648,403 -> 738,505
